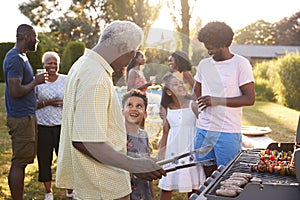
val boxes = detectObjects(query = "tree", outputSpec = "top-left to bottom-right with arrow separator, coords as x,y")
19,0 -> 161,49
19,0 -> 105,48
168,0 -> 197,53
234,20 -> 276,45
103,0 -> 161,43
275,11 -> 300,46
61,41 -> 85,74
190,16 -> 207,66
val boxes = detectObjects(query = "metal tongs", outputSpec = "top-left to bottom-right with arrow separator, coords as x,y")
164,158 -> 216,172
156,144 -> 213,166
157,144 -> 214,173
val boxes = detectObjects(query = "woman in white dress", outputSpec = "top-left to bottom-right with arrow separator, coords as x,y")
158,74 -> 205,200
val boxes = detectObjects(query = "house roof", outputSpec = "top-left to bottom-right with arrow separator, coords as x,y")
230,44 -> 300,58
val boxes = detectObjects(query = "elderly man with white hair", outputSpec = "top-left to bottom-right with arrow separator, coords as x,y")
55,20 -> 166,200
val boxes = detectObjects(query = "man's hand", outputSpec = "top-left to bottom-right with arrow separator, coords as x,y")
131,158 -> 166,181
133,168 -> 166,181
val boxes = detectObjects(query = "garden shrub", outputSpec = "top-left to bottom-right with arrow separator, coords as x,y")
253,60 -> 275,101
253,52 -> 300,110
275,52 -> 300,110
61,41 -> 85,74
0,43 -> 15,82
0,42 -> 43,82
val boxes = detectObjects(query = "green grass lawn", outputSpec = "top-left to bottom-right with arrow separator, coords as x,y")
0,82 -> 299,199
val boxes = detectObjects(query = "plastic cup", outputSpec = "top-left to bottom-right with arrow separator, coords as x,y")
36,69 -> 46,75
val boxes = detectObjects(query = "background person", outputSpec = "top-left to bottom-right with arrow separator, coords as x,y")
3,24 -> 46,200
35,51 -> 77,200
193,21 -> 255,177
126,51 -> 153,94
168,50 -> 195,92
55,20 -> 166,200
159,51 -> 195,120
158,74 -> 205,200
122,89 -> 155,200
126,51 -> 154,129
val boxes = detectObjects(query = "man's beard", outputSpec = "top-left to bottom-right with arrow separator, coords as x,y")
28,40 -> 36,51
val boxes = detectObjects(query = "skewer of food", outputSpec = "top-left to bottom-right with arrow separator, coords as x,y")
249,149 -> 296,176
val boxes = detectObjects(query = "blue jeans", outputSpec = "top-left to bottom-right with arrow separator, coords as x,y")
195,128 -> 242,167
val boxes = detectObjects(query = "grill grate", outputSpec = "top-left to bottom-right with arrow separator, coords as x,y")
204,148 -> 299,200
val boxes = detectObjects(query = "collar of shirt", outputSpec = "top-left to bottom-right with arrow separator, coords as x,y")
84,48 -> 114,76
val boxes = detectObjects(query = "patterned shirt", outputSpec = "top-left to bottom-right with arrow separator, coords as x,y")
56,49 -> 131,199
127,129 -> 153,200
35,75 -> 67,126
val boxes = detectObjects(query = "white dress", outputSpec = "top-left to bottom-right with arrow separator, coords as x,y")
158,101 -> 205,192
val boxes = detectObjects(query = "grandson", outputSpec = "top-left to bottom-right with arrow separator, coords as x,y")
122,89 -> 155,200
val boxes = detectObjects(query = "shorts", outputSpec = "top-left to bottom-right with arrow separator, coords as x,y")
6,116 -> 38,165
195,128 -> 242,167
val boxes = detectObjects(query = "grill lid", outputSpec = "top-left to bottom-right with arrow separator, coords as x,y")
296,115 -> 300,143
295,115 -> 300,182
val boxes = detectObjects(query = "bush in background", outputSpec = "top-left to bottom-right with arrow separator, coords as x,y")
27,44 -> 44,71
60,41 -> 85,74
254,52 -> 300,110
253,60 -> 275,101
0,43 -> 15,82
275,52 -> 300,110
0,42 -> 44,82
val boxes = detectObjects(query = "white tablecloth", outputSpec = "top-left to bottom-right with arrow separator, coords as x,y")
242,135 -> 275,149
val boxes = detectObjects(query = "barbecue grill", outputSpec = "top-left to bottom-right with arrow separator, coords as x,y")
190,116 -> 300,200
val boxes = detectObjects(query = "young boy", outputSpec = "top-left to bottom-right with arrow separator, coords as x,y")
122,89 -> 155,200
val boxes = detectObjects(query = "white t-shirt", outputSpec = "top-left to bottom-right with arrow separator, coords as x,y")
194,54 -> 254,133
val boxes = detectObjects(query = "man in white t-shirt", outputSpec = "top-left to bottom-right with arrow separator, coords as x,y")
193,21 -> 255,177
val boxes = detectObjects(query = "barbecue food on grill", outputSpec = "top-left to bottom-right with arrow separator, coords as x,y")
249,149 -> 296,176
216,172 -> 252,197
216,188 -> 238,197
231,172 -> 253,180
220,185 -> 243,193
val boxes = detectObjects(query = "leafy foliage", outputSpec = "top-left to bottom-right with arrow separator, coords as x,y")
275,11 -> 300,45
19,0 -> 104,48
254,52 -> 300,110
275,52 -> 300,109
234,20 -> 276,45
253,61 -> 275,101
103,0 -> 161,47
60,41 -> 85,74
38,32 -> 62,54
27,45 -> 44,72
0,43 -> 15,82
234,11 -> 300,46
19,0 -> 161,49
168,0 -> 197,53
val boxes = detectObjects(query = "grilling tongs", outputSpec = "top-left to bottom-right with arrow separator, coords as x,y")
156,144 -> 214,173
156,144 -> 213,166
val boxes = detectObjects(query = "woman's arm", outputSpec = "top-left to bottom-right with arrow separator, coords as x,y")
126,69 -> 137,91
183,71 -> 195,89
191,100 -> 200,118
157,117 -> 170,160
193,81 -> 202,98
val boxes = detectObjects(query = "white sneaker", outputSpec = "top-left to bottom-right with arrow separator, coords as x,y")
44,192 -> 54,200
66,190 -> 79,200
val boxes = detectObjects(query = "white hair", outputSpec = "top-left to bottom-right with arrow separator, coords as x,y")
99,20 -> 144,53
42,51 -> 60,64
